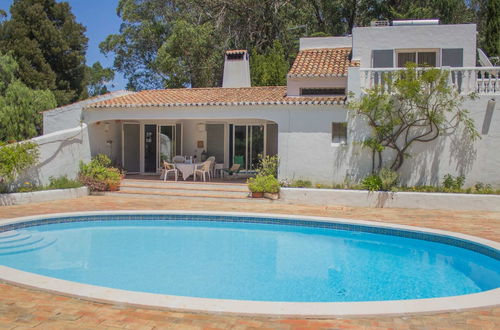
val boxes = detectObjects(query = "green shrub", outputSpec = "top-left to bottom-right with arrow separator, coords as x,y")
379,168 -> 399,191
93,154 -> 112,167
361,174 -> 382,191
79,156 -> 121,191
0,141 -> 39,192
291,179 -> 312,188
247,175 -> 280,193
442,174 -> 465,191
256,155 -> 279,178
47,176 -> 82,189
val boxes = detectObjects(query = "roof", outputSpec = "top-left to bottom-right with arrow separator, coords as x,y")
288,47 -> 358,78
225,49 -> 247,55
85,86 -> 345,109
41,90 -> 133,114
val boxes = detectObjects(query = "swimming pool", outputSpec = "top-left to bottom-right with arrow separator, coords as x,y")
0,211 -> 499,316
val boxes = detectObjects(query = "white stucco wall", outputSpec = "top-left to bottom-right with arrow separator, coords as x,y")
300,36 -> 352,50
15,124 -> 91,187
287,77 -> 348,96
352,24 -> 476,67
88,121 -> 122,165
42,90 -> 133,134
82,93 -> 499,187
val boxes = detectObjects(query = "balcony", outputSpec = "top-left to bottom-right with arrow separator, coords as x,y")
360,67 -> 499,95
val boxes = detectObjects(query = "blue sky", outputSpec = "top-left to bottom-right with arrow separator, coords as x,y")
0,0 -> 127,90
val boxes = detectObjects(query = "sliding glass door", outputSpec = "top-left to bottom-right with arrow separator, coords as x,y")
232,125 -> 264,170
159,125 -> 175,164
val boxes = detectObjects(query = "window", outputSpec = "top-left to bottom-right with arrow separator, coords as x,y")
397,51 -> 437,67
226,53 -> 244,60
300,88 -> 346,96
332,122 -> 347,144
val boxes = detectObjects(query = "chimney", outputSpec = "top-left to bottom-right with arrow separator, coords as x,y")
222,50 -> 251,88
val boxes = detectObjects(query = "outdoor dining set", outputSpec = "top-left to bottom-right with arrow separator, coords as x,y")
160,156 -> 240,182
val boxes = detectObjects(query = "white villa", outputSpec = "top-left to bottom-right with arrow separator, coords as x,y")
39,20 -> 499,187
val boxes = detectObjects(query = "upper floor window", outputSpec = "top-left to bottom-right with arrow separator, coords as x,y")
397,51 -> 437,67
301,88 -> 346,96
332,122 -> 347,144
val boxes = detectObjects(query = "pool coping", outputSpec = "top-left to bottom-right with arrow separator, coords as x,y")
0,210 -> 499,318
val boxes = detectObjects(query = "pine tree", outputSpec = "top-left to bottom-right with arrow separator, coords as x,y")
484,0 -> 500,57
0,0 -> 88,106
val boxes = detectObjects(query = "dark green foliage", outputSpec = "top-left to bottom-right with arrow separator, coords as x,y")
251,41 -> 289,86
361,174 -> 383,191
0,53 -> 57,142
483,0 -> 499,57
0,0 -> 88,106
101,1 -> 491,90
86,62 -> 115,97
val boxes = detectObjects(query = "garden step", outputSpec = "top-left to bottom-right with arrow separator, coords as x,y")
102,191 -> 273,203
121,179 -> 249,191
120,185 -> 248,197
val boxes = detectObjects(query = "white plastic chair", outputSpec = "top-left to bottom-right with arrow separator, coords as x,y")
194,160 -> 211,182
161,161 -> 179,181
206,156 -> 216,179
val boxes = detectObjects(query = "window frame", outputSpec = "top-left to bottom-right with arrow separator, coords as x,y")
395,49 -> 440,67
331,122 -> 348,145
300,88 -> 346,96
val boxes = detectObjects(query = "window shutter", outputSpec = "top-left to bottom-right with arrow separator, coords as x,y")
372,50 -> 394,68
442,48 -> 463,67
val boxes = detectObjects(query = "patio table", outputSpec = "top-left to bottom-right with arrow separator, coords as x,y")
175,163 -> 201,180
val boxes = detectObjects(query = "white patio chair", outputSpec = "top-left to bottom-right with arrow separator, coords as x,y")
194,160 -> 211,182
207,156 -> 216,179
161,161 -> 179,181
173,155 -> 185,164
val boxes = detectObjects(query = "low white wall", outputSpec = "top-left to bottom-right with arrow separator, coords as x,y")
16,124 -> 91,187
0,187 -> 89,206
280,188 -> 500,211
43,91 -> 133,134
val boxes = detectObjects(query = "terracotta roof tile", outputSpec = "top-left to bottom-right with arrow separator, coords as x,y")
225,49 -> 247,54
85,86 -> 345,109
288,48 -> 357,78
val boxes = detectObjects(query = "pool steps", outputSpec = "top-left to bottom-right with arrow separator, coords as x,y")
0,230 -> 56,255
103,179 -> 273,203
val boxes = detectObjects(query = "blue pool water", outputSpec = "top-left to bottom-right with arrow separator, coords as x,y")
0,217 -> 499,302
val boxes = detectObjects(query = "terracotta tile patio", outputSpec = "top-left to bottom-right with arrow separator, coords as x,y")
0,195 -> 499,329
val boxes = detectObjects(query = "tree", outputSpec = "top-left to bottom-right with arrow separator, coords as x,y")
154,20 -> 223,88
349,65 -> 479,172
86,62 -> 115,97
0,53 -> 57,142
483,0 -> 499,57
0,0 -> 88,106
251,40 -> 289,86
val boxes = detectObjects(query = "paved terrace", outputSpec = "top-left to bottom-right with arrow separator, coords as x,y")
0,195 -> 499,329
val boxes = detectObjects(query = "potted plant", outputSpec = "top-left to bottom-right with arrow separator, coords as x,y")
247,175 -> 280,198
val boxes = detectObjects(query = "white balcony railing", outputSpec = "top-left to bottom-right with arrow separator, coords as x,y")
360,67 -> 499,95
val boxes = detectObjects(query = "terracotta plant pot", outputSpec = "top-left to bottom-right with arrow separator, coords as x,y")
108,184 -> 120,192
251,191 -> 264,198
